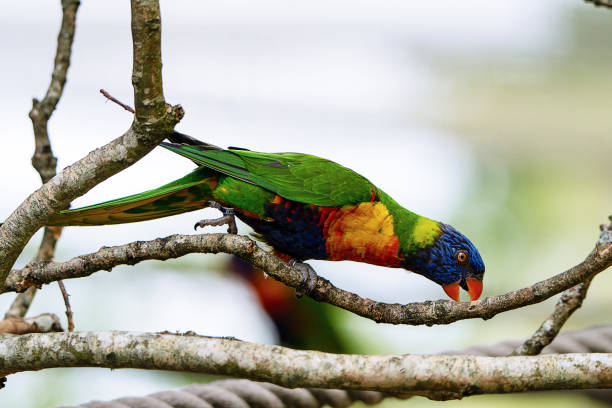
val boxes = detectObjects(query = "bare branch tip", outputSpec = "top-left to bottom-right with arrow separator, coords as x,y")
99,89 -> 135,114
57,280 -> 74,332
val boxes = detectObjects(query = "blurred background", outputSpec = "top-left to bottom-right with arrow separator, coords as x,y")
0,0 -> 611,406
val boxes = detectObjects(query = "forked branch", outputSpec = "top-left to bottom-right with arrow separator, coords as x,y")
0,0 -> 183,286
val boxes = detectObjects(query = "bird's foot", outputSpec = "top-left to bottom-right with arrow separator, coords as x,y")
288,259 -> 318,298
194,201 -> 238,234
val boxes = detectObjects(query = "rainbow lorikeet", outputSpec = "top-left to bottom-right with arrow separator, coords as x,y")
50,134 -> 485,301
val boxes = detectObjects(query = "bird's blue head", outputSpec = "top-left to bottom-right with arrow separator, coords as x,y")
404,223 -> 485,302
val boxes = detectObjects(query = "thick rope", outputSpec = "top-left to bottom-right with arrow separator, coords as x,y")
443,325 -> 612,356
56,380 -> 386,408
56,325 -> 612,408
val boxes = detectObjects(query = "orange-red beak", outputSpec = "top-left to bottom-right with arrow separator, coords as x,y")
442,282 -> 460,302
443,278 -> 483,302
466,278 -> 483,301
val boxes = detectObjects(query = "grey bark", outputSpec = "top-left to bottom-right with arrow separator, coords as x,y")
0,331 -> 609,399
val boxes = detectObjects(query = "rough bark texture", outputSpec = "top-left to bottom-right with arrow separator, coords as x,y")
130,0 -> 166,122
0,0 -> 183,285
0,331 -> 609,399
12,326 -> 612,407
4,228 -> 610,326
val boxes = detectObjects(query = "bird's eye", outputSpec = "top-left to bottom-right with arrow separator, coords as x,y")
456,251 -> 468,263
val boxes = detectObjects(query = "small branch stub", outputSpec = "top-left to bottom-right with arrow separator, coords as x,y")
100,89 -> 135,114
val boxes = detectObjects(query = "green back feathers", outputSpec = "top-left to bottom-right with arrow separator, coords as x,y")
160,143 -> 375,207
212,176 -> 275,219
162,142 -> 441,254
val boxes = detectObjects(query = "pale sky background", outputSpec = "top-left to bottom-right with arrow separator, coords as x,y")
0,0 -> 599,407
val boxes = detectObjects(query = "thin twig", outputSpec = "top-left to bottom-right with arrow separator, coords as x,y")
4,218 -> 611,326
502,220 -> 610,355
100,89 -> 135,113
57,281 -> 74,332
510,278 -> 592,356
4,0 -> 80,320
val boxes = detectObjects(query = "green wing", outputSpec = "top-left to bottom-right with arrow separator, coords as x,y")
160,142 -> 375,207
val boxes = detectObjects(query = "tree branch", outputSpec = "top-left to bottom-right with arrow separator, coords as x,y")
3,288 -> 37,320
3,217 -> 611,326
53,327 -> 612,406
0,313 -> 63,335
510,278 -> 592,356
0,0 -> 183,285
5,1 -> 81,321
44,326 -> 612,407
56,280 -> 74,332
506,220 -> 612,355
100,89 -> 135,114
29,0 -> 79,184
130,0 -> 167,122
0,331 -> 608,399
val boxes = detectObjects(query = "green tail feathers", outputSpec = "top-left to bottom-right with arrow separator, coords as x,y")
49,167 -> 217,226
